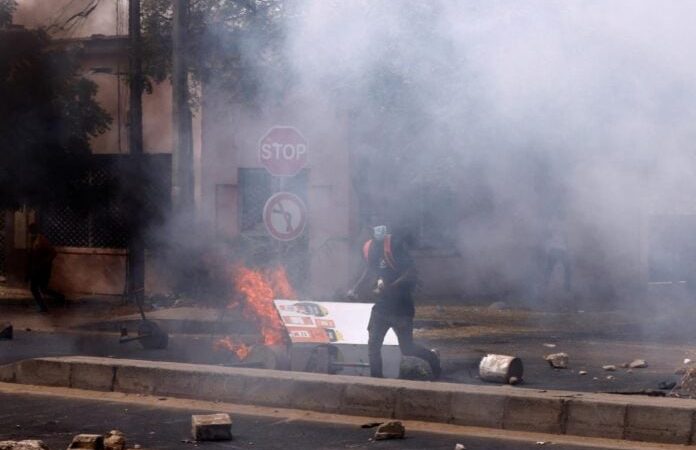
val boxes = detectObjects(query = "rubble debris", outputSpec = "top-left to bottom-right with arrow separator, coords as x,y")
658,381 -> 676,390
104,431 -> 125,450
191,413 -> 232,441
67,435 -> 104,449
0,323 -> 12,340
602,365 -> 616,371
488,301 -> 509,310
536,442 -> 549,446
542,343 -> 556,348
508,376 -> 521,385
578,370 -> 588,376
454,444 -> 466,450
628,359 -> 647,369
0,441 -> 49,450
544,352 -> 569,369
684,358 -> 692,365
360,422 -> 383,429
374,421 -> 405,440
606,375 -> 615,380
671,368 -> 696,398
479,354 -> 524,383
619,363 -> 629,369
399,356 -> 433,381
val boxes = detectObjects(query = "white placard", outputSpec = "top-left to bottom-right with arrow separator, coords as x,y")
274,300 -> 398,346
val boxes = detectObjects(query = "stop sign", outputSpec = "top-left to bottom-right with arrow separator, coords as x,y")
258,126 -> 308,177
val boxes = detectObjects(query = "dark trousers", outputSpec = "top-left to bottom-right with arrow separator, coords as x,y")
367,309 -> 441,378
30,266 -> 64,311
543,248 -> 571,291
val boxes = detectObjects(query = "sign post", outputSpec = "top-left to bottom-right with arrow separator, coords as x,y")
259,126 -> 308,177
263,192 -> 307,241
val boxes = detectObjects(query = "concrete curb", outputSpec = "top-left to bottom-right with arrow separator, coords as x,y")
3,356 -> 696,445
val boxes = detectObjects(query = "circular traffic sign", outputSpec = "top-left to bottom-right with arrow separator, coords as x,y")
263,192 -> 307,241
259,126 -> 308,177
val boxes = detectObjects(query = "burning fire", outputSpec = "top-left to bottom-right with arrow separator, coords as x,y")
216,265 -> 296,361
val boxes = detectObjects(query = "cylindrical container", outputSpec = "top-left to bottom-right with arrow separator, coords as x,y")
479,354 -> 524,384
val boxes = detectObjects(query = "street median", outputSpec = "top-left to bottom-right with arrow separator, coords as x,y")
2,356 -> 696,445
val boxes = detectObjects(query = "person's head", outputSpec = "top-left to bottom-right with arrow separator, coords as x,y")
372,225 -> 388,242
28,223 -> 38,237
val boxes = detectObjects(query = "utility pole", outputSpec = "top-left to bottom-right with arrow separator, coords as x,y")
127,0 -> 145,304
172,0 -> 194,217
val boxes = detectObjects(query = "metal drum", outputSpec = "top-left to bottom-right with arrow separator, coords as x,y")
479,354 -> 524,384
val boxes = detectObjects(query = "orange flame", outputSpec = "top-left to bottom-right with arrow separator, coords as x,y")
216,266 -> 296,360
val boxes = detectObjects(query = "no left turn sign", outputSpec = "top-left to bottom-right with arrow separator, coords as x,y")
263,192 -> 307,241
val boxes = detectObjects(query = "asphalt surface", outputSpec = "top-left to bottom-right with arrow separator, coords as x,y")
0,327 -> 688,396
0,392 -> 610,450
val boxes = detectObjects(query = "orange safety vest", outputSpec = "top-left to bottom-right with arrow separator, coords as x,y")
362,234 -> 398,270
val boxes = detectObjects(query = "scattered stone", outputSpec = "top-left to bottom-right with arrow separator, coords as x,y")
544,352 -> 569,369
488,301 -> 509,310
374,421 -> 405,440
542,343 -> 556,348
578,370 -> 587,376
0,323 -> 12,340
619,362 -> 629,369
454,444 -> 466,450
672,368 -> 696,398
684,358 -> 692,365
360,422 -> 383,429
0,441 -> 49,450
606,375 -> 615,380
536,442 -> 549,446
399,356 -> 433,381
602,365 -> 616,372
67,435 -> 103,450
104,431 -> 125,450
628,359 -> 647,369
191,413 -> 232,441
508,376 -> 521,385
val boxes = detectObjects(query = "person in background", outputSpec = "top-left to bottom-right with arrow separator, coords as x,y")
541,218 -> 571,293
349,225 -> 441,379
27,223 -> 65,312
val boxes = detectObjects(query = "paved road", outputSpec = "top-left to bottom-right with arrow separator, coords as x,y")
0,392 -> 616,450
0,327 -> 687,395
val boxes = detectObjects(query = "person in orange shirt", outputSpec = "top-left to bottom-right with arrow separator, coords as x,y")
27,223 -> 65,312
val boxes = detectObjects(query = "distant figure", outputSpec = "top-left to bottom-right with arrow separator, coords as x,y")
27,223 -> 64,312
349,225 -> 441,379
541,219 -> 571,293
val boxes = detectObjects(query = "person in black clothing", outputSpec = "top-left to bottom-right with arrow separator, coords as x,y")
349,226 -> 441,379
27,223 -> 65,312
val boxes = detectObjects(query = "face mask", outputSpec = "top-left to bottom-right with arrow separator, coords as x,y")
373,225 -> 387,242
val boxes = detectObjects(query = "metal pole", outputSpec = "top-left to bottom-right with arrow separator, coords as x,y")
172,0 -> 194,216
127,0 -> 145,304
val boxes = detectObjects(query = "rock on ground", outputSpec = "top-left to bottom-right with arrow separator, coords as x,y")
544,352 -> 569,369
0,441 -> 49,450
67,434 -> 103,449
104,431 -> 125,450
191,414 -> 232,441
374,421 -> 405,440
629,359 -> 648,369
399,356 -> 433,381
672,367 -> 696,398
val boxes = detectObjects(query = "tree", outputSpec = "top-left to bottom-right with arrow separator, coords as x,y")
0,18 -> 111,209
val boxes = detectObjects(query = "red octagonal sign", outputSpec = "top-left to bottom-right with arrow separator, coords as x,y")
259,126 -> 308,177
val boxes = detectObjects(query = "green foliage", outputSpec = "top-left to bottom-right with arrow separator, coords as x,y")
141,0 -> 287,104
0,0 -> 16,28
0,26 -> 112,209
